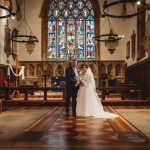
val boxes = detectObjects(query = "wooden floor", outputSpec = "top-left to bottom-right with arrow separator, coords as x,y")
0,106 -> 150,150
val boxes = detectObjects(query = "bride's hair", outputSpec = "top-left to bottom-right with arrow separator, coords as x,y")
81,64 -> 88,69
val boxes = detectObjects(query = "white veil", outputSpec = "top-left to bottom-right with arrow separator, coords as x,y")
87,67 -> 96,91
87,67 -> 100,100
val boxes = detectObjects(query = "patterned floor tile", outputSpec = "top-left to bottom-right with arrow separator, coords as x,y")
43,113 -> 121,144
72,135 -> 88,140
75,128 -> 88,132
117,132 -> 147,143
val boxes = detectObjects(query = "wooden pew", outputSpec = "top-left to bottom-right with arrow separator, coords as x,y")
98,86 -> 143,100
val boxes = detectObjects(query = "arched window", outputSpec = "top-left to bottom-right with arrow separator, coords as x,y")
47,0 -> 95,61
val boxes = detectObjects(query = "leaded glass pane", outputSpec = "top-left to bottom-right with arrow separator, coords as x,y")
50,1 -> 56,10
53,9 -> 60,18
58,0 -> 65,10
77,0 -> 84,9
73,8 -> 79,18
76,17 -> 85,60
58,17 -> 66,60
68,0 -> 74,9
86,1 -> 92,9
67,17 -> 76,59
48,17 -> 57,60
82,8 -> 89,18
48,10 -> 52,17
63,8 -> 70,18
91,10 -> 94,16
86,16 -> 95,60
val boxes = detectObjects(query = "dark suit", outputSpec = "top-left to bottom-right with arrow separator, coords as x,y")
65,66 -> 79,114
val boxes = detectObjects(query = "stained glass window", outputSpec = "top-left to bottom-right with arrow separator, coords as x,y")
48,0 -> 95,60
76,17 -> 85,60
67,16 -> 76,59
48,17 -> 56,60
58,17 -> 66,60
86,16 -> 95,60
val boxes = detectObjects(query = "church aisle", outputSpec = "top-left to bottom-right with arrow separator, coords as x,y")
0,106 -> 150,149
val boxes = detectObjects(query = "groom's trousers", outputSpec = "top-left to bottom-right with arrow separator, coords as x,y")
65,86 -> 79,114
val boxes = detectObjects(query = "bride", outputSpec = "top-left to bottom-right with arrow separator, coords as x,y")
76,64 -> 118,118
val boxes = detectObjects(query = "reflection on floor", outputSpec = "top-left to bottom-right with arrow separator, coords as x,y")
0,106 -> 150,149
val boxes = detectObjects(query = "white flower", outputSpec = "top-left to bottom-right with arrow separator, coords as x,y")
79,76 -> 87,83
76,75 -> 87,86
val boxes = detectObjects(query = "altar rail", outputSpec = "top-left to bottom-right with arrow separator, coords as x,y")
0,85 -> 143,101
0,86 -> 65,101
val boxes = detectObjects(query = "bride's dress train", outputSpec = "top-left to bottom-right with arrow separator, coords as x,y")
76,68 -> 118,118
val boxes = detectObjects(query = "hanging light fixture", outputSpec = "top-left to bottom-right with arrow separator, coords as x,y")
104,29 -> 118,54
9,0 -> 38,47
25,33 -> 36,55
0,0 -> 14,19
94,17 -> 124,54
103,0 -> 150,19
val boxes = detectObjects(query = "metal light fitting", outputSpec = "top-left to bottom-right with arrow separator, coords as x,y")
103,0 -> 149,19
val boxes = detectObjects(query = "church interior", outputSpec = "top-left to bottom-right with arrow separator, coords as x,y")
0,0 -> 150,149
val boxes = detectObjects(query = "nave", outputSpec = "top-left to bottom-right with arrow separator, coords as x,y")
0,0 -> 150,149
0,106 -> 150,150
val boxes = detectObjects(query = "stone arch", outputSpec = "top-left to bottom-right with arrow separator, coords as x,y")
115,64 -> 122,76
36,64 -> 43,77
46,63 -> 54,77
29,64 -> 35,77
107,64 -> 114,79
55,63 -> 64,76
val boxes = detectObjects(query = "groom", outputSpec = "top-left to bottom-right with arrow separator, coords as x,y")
65,59 -> 79,117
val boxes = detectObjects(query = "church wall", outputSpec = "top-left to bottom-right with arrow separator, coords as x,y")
126,0 -> 150,66
100,17 -> 127,61
125,1 -> 150,98
99,0 -> 138,65
99,0 -> 134,62
17,0 -> 42,61
0,0 -> 140,64
124,16 -> 137,66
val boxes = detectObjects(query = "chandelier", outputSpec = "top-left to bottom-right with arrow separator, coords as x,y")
9,0 -> 38,47
103,0 -> 150,19
0,0 -> 15,19
94,17 -> 124,54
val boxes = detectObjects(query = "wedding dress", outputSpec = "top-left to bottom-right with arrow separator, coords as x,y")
76,68 -> 118,118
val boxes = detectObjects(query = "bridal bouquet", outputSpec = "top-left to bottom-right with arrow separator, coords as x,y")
75,75 -> 87,86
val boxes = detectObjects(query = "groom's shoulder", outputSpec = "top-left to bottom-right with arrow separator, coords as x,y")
66,66 -> 71,72
66,66 -> 72,70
